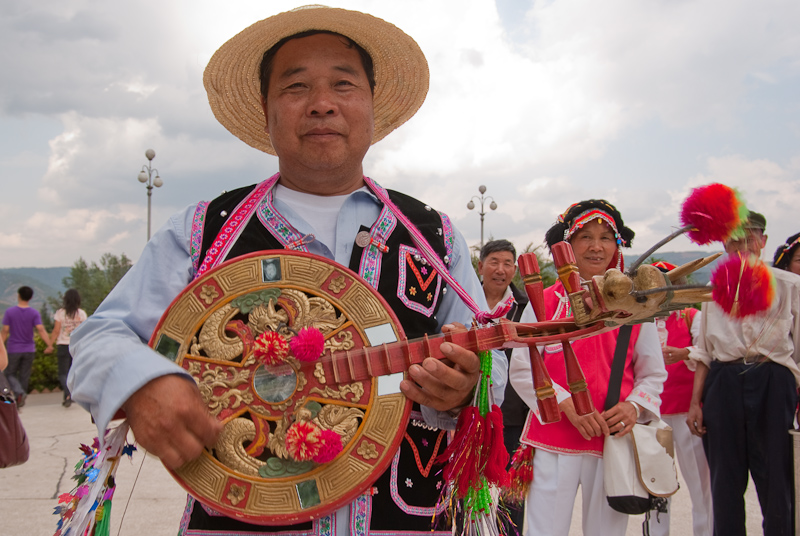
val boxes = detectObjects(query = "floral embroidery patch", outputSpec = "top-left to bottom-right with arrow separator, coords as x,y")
396,244 -> 441,317
190,201 -> 208,277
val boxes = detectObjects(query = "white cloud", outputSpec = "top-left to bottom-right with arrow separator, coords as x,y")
1,0 -> 800,268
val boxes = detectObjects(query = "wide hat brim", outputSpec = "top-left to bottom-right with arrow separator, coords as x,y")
203,5 -> 430,156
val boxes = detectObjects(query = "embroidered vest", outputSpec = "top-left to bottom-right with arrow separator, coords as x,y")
660,309 -> 698,415
188,183 -> 454,534
520,282 -> 642,456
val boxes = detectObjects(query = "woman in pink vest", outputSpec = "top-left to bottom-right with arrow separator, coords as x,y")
647,261 -> 712,536
510,199 -> 666,536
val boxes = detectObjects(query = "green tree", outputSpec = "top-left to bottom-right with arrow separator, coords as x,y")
51,253 -> 133,315
29,334 -> 58,393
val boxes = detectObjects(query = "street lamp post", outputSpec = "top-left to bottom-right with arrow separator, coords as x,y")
137,148 -> 163,241
466,185 -> 497,249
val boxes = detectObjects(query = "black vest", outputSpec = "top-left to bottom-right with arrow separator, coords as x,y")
189,183 -> 453,534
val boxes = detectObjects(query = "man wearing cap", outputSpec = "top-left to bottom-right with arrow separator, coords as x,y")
69,6 -> 505,535
687,212 -> 800,536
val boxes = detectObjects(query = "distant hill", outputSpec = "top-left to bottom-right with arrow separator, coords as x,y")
0,267 -> 70,316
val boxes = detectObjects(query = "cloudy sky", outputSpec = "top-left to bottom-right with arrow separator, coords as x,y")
2,0 -> 799,268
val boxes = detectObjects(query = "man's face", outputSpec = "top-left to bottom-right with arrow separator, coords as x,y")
479,251 -> 516,296
724,228 -> 767,258
569,219 -> 618,279
261,33 -> 374,194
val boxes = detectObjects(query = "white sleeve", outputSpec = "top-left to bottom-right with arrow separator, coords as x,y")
626,322 -> 668,422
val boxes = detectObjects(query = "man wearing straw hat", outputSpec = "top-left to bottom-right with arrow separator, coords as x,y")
69,5 -> 506,535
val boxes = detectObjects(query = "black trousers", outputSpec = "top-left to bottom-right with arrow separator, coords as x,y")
57,344 -> 72,400
703,361 -> 797,536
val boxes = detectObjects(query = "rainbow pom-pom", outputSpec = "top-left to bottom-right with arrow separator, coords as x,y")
711,254 -> 775,318
680,183 -> 748,245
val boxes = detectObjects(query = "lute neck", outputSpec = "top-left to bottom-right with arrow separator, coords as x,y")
313,323 -> 515,384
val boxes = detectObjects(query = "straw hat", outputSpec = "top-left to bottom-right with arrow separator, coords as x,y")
203,5 -> 430,155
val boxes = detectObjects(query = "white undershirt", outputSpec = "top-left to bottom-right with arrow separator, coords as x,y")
273,184 -> 351,251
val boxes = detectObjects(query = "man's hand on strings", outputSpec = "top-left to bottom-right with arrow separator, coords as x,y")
123,374 -> 223,469
400,323 -> 481,413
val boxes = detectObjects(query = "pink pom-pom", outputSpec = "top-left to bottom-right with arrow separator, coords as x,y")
680,183 -> 748,245
711,254 -> 775,318
285,421 -> 321,462
290,327 -> 326,362
313,429 -> 343,463
254,331 -> 289,365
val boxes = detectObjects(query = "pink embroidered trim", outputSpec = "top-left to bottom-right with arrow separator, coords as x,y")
631,388 -> 660,408
358,203 -> 397,290
397,245 -> 441,317
256,183 -> 311,253
388,446 -> 447,517
196,175 -> 278,278
438,211 -> 454,260
189,201 -> 209,277
349,494 -> 370,536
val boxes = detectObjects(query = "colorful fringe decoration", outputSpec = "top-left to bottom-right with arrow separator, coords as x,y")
436,350 -> 509,535
254,330 -> 290,365
53,422 -> 136,536
711,253 -> 775,318
502,444 -> 534,506
680,183 -> 748,245
290,327 -> 326,362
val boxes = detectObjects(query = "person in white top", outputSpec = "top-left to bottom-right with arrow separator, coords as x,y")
46,289 -> 87,407
687,211 -> 800,536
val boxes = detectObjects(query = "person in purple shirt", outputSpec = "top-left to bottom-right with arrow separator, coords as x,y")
2,286 -> 51,407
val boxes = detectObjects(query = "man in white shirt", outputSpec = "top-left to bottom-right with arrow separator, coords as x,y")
687,211 -> 800,536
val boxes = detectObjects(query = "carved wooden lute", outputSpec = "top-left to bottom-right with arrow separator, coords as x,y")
148,247 -> 717,525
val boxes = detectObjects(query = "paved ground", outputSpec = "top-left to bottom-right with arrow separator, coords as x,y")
1,392 -> 764,536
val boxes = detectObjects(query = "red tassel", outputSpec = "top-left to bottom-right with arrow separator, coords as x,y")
711,254 -> 775,318
503,444 -> 534,505
435,407 -> 487,497
483,405 -> 510,487
680,183 -> 747,245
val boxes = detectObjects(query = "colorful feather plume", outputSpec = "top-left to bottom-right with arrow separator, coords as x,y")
53,423 -> 136,536
680,183 -> 748,245
711,254 -> 775,318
